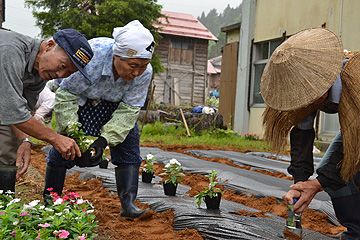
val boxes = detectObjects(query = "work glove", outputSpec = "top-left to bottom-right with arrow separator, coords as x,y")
88,136 -> 108,163
74,149 -> 94,167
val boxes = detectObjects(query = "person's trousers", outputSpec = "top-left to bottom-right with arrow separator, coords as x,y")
0,124 -> 18,166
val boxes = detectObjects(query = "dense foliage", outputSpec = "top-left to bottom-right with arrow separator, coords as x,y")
198,4 -> 242,58
0,190 -> 98,239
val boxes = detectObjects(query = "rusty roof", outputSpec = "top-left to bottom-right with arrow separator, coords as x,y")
154,11 -> 217,41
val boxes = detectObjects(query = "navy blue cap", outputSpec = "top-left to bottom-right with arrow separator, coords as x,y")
53,29 -> 93,80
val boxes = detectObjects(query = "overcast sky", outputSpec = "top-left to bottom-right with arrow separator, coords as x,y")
3,0 -> 242,38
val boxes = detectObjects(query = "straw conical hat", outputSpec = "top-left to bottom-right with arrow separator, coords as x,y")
260,28 -> 343,111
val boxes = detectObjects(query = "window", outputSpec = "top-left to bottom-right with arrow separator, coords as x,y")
170,36 -> 194,64
251,38 -> 282,105
171,37 -> 194,50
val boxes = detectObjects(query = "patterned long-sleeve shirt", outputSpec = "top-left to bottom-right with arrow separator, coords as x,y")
55,37 -> 152,146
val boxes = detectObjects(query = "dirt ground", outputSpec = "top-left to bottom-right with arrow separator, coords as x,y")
19,143 -> 346,239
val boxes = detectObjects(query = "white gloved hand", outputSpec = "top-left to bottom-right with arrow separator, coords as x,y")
34,113 -> 44,123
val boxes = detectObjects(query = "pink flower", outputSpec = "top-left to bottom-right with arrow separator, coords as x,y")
47,187 -> 54,191
0,212 -> 4,216
54,230 -> 70,239
19,212 -> 29,217
38,223 -> 50,228
59,230 -> 70,238
13,221 -> 18,225
78,236 -> 86,240
11,231 -> 17,236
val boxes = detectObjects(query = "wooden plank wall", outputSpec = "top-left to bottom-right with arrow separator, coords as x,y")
153,35 -> 208,106
218,42 -> 239,129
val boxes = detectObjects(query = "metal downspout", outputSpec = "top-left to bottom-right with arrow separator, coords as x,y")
339,0 -> 343,38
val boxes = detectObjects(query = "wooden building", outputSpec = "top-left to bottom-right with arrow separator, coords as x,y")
0,0 -> 4,28
153,11 -> 217,106
221,0 -> 360,142
207,56 -> 221,94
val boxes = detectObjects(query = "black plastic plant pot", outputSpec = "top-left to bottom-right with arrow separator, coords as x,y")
99,160 -> 108,169
163,182 -> 177,196
204,193 -> 222,210
141,171 -> 154,183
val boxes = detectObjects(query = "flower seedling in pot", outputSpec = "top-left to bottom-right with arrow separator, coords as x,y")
160,158 -> 185,186
141,153 -> 157,174
193,170 -> 223,208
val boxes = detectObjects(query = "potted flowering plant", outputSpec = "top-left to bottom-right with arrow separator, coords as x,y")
65,122 -> 92,153
159,158 -> 185,196
66,122 -> 107,168
193,170 -> 223,209
140,153 -> 157,183
0,190 -> 98,239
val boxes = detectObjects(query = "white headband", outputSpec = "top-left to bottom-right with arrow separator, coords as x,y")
112,20 -> 155,59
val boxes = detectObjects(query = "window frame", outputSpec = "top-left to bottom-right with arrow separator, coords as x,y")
250,38 -> 284,107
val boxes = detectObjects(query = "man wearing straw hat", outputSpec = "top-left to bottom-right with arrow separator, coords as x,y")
261,27 -> 360,239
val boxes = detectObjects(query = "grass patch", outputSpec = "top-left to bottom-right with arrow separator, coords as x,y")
140,122 -> 273,153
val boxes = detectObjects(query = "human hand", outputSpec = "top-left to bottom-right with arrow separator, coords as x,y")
16,141 -> 32,179
52,134 -> 82,160
288,180 -> 323,213
282,189 -> 301,205
33,113 -> 44,123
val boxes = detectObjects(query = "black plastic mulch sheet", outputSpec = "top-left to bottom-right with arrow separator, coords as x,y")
65,147 -> 338,239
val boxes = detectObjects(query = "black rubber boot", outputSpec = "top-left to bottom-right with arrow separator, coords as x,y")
115,165 -> 148,219
331,192 -> 360,240
43,162 -> 67,206
0,166 -> 17,192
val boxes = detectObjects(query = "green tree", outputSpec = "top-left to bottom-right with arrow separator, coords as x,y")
25,0 -> 165,73
198,3 -> 242,59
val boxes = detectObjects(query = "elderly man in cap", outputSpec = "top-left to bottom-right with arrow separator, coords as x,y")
261,27 -> 360,239
0,28 -> 93,193
45,20 -> 155,219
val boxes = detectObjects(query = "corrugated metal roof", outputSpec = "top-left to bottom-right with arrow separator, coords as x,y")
154,11 -> 217,41
207,60 -> 217,74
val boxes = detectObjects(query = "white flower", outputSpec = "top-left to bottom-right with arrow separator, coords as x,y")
55,212 -> 62,216
29,200 -> 40,207
169,158 -> 181,166
39,205 -> 45,210
146,153 -> 154,160
53,198 -> 63,205
0,190 -> 2,194
7,198 -> 20,207
165,163 -> 170,168
45,208 -> 54,212
76,199 -> 84,205
86,209 -> 94,214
